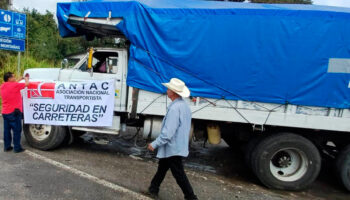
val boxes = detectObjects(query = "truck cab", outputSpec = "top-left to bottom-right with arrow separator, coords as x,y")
59,48 -> 128,112
23,47 -> 129,150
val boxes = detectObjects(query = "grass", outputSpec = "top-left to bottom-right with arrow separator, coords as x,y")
0,53 -> 56,111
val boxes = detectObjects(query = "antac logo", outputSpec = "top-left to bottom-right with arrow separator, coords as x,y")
27,82 -> 56,99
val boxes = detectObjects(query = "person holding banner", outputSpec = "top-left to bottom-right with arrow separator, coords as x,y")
0,72 -> 29,153
147,78 -> 198,200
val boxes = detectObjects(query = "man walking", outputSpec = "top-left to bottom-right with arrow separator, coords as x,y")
0,72 -> 29,153
147,78 -> 198,200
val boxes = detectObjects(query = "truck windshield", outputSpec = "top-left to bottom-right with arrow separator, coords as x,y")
66,58 -> 80,68
63,53 -> 87,68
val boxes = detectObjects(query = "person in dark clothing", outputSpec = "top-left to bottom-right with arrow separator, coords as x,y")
0,72 -> 29,153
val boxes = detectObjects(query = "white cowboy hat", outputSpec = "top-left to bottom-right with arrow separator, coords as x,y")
162,78 -> 190,98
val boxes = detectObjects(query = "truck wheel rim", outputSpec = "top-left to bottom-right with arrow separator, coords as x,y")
269,148 -> 308,182
29,124 -> 52,141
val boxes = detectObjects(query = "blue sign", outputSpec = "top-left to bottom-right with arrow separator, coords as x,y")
0,9 -> 26,39
0,37 -> 25,52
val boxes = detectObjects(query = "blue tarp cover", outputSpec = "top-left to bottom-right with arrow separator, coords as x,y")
57,0 -> 350,108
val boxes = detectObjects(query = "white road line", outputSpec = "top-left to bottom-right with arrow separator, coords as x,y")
0,141 -> 151,200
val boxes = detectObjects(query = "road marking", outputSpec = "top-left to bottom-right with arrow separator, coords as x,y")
0,141 -> 151,200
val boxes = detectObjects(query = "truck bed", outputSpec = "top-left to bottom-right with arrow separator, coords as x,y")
130,89 -> 350,132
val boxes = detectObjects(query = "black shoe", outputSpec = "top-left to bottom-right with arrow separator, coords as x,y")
185,195 -> 199,200
4,147 -> 13,152
141,190 -> 158,199
14,148 -> 25,153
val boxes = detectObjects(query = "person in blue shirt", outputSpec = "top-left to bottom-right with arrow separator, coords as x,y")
147,78 -> 198,200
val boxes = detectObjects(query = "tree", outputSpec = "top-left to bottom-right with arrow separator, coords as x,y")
0,0 -> 9,9
23,8 -> 120,64
23,9 -> 84,64
25,9 -> 59,61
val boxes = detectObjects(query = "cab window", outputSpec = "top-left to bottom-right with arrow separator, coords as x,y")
92,52 -> 119,74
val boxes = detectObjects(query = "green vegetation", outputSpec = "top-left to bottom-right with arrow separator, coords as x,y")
0,0 -> 9,9
25,9 -> 84,64
0,9 -> 78,85
0,53 -> 54,83
0,9 -> 117,80
0,7 -> 122,110
0,53 -> 54,108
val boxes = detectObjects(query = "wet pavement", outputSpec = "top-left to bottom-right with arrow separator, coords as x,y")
0,119 -> 349,200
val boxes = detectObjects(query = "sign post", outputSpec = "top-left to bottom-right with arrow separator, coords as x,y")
0,9 -> 26,75
17,51 -> 21,75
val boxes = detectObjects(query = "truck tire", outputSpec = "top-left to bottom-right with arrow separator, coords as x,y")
251,133 -> 321,190
23,124 -> 67,150
335,144 -> 350,192
244,136 -> 264,169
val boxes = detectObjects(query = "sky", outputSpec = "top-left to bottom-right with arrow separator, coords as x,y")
12,0 -> 71,14
313,0 -> 350,7
11,0 -> 350,14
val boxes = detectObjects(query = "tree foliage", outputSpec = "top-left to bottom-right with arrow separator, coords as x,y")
24,9 -> 83,64
0,0 -> 9,9
0,8 -> 124,70
23,9 -> 123,64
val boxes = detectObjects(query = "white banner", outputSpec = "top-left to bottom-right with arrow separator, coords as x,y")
23,80 -> 115,127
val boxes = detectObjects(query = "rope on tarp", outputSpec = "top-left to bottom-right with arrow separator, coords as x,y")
262,104 -> 285,126
138,93 -> 164,114
225,100 -> 252,124
191,99 -> 222,115
131,45 -> 274,112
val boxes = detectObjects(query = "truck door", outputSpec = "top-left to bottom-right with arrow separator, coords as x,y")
60,50 -> 127,112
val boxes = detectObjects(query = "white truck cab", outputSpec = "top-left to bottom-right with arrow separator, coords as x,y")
23,48 -> 129,147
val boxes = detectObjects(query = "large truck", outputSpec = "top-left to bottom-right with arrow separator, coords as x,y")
23,0 -> 350,192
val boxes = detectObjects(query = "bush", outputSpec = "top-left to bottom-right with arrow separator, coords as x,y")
0,51 -> 56,110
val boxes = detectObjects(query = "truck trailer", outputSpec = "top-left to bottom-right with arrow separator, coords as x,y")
23,0 -> 350,191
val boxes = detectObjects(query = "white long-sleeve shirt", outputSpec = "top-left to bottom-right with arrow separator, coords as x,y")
151,97 -> 192,158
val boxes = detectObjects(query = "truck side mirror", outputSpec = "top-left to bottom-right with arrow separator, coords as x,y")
109,59 -> 113,66
61,59 -> 68,69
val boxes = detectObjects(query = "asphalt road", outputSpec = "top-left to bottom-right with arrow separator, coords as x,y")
0,116 -> 349,200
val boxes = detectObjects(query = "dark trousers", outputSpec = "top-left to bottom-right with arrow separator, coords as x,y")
3,112 -> 23,151
149,156 -> 197,200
